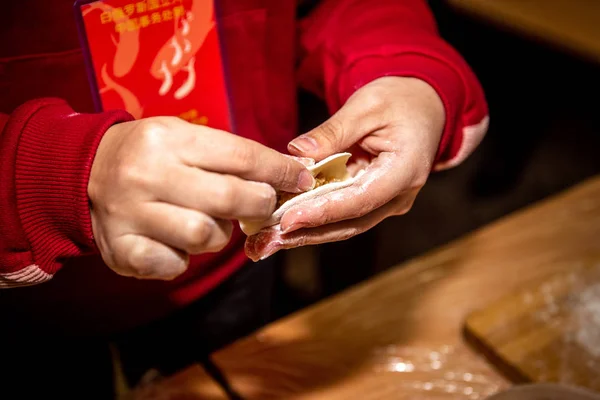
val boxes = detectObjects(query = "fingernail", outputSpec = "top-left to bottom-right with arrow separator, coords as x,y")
260,243 -> 282,260
297,170 -> 315,192
289,136 -> 318,154
281,209 -> 307,233
282,222 -> 305,234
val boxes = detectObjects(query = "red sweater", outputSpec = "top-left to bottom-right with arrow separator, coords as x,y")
0,0 -> 488,334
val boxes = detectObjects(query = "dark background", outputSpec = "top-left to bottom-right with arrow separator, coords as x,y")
273,0 -> 600,319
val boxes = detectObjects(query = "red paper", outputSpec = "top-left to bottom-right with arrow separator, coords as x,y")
77,0 -> 232,130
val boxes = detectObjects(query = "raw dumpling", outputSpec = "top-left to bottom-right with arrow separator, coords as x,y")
239,152 -> 357,236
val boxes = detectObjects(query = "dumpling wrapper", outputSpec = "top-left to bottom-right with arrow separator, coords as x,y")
239,152 -> 358,236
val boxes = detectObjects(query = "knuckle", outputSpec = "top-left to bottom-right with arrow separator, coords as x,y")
395,206 -> 410,216
319,212 -> 335,226
361,89 -> 385,110
134,120 -> 170,159
229,143 -> 257,173
208,221 -> 233,252
317,119 -> 343,148
137,119 -> 168,142
275,161 -> 294,190
160,260 -> 187,281
115,162 -> 137,183
410,174 -> 428,191
393,196 -> 416,216
212,179 -> 237,215
103,199 -> 122,216
126,241 -> 155,277
248,182 -> 277,217
184,217 -> 212,253
116,162 -> 149,188
99,246 -> 121,273
261,185 -> 277,213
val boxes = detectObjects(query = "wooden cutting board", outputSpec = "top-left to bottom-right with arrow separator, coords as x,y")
465,260 -> 600,391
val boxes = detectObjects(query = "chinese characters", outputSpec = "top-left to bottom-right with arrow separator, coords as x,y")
99,0 -> 185,32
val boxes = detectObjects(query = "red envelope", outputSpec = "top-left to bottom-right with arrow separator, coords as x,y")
75,0 -> 232,131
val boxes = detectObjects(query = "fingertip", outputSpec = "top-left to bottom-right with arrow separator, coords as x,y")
298,170 -> 315,192
248,181 -> 278,214
274,158 -> 315,193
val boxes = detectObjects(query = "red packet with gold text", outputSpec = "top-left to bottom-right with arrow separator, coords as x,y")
74,0 -> 232,131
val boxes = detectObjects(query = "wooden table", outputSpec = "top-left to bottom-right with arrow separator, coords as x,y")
130,175 -> 600,399
446,0 -> 600,64
124,364 -> 229,399
209,176 -> 600,399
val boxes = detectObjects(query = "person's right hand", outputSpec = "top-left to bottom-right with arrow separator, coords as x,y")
88,117 -> 314,280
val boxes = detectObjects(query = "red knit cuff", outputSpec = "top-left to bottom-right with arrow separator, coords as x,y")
334,53 -> 466,167
14,99 -> 133,274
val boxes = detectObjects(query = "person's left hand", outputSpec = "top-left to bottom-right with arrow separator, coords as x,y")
245,76 -> 446,261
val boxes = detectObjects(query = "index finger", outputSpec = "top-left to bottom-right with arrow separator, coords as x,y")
278,152 -> 417,233
181,128 -> 314,193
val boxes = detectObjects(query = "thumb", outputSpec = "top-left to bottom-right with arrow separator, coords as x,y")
288,104 -> 371,160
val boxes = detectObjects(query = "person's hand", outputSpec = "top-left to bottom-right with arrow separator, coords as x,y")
89,117 -> 313,280
245,77 -> 445,261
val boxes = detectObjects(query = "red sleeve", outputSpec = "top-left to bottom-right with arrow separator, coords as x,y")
297,0 -> 489,170
0,98 -> 133,288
